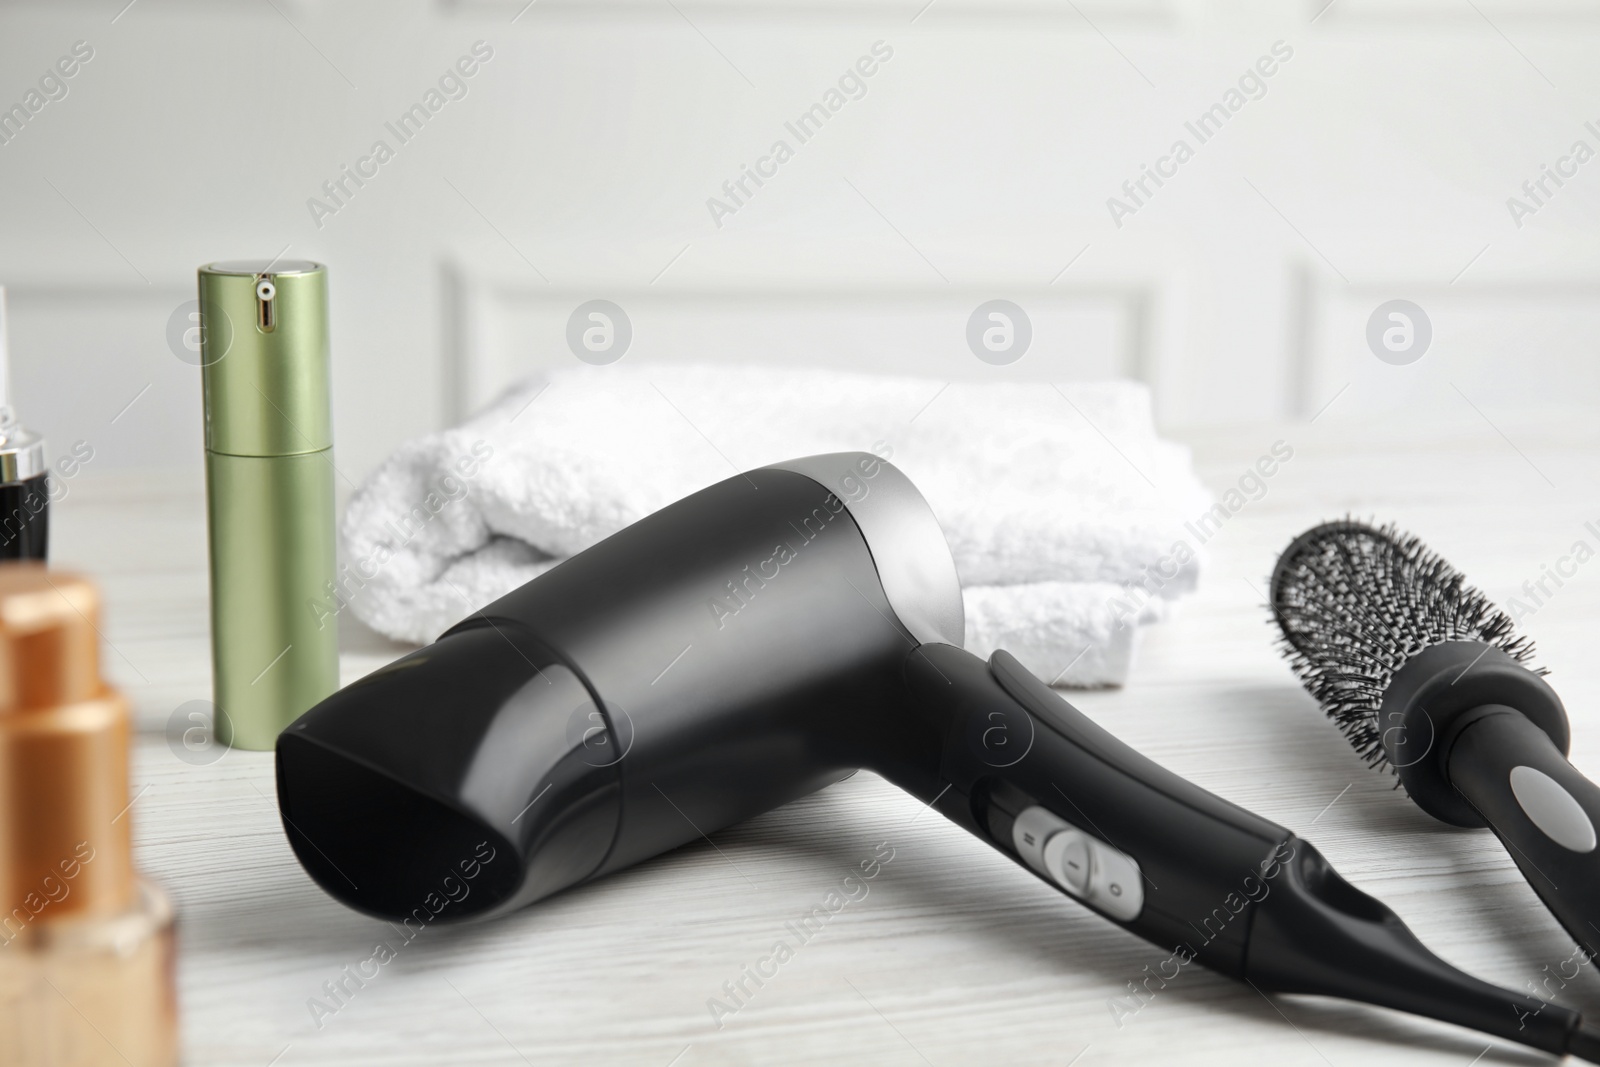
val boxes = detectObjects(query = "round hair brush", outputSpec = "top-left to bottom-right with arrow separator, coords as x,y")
1272,518 -> 1600,957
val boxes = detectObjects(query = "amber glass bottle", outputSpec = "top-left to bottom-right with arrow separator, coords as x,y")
0,565 -> 178,1066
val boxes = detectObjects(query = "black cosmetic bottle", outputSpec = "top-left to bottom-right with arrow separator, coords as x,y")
0,287 -> 48,560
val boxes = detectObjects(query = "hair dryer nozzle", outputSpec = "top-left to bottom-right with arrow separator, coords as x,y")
276,624 -> 621,922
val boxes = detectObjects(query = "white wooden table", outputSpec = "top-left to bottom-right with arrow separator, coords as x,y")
58,416 -> 1600,1066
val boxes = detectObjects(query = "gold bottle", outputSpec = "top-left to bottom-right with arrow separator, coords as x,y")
0,565 -> 178,1066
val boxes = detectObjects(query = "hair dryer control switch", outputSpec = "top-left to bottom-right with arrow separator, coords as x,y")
1011,805 -> 1144,922
1011,804 -> 1066,870
1085,840 -> 1143,921
1042,829 -> 1092,894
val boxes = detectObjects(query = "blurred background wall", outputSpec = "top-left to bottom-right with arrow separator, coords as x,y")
0,0 -> 1596,482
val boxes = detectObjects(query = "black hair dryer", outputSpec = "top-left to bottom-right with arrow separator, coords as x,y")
277,453 -> 1600,1061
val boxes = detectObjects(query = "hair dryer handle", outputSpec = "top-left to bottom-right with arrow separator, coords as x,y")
904,644 -> 1290,976
901,645 -> 1597,1059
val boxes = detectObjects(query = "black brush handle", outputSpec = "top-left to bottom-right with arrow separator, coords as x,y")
1448,704 -> 1600,955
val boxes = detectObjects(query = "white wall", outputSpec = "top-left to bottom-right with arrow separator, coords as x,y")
0,0 -> 1596,479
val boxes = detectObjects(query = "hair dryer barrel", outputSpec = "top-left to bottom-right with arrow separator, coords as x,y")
276,453 -> 965,921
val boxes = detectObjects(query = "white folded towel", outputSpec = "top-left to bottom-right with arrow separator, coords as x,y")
338,365 -> 1211,686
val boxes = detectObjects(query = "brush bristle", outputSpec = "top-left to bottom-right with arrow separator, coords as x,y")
1269,518 -> 1542,774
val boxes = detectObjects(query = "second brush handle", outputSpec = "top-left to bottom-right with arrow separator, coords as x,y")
1448,704 -> 1600,954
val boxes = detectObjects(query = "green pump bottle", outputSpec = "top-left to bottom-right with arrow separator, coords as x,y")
198,260 -> 338,750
